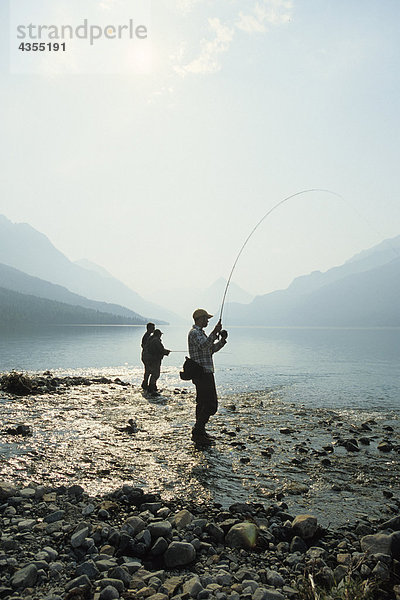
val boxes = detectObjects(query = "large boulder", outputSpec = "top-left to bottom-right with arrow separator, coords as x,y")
164,542 -> 196,568
291,515 -> 318,540
225,522 -> 258,549
148,521 -> 172,539
170,510 -> 193,530
361,532 -> 395,556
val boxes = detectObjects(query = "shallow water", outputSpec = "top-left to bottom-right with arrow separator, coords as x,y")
0,325 -> 399,409
1,325 -> 399,527
1,377 -> 399,528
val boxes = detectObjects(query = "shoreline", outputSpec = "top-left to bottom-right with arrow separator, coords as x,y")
1,372 -> 399,527
1,373 -> 400,598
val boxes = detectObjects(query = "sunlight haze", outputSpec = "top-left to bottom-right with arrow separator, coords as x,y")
1,0 -> 399,302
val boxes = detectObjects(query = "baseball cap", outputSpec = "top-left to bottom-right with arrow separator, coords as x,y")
192,308 -> 213,320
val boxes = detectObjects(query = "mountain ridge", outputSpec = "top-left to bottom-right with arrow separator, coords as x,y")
0,215 -> 181,323
0,262 -> 153,322
226,237 -> 400,326
0,286 -> 146,328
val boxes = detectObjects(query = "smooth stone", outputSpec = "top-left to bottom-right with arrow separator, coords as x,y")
242,579 -> 258,592
360,533 -> 393,555
164,541 -> 196,567
71,527 -> 89,548
148,520 -> 173,539
11,564 -> 38,589
123,516 -> 146,536
108,566 -> 132,587
225,522 -> 258,549
182,575 -> 203,598
98,509 -> 110,520
0,482 -> 17,500
266,570 -> 285,587
82,503 -> 95,515
65,574 -> 92,591
170,509 -> 194,530
290,536 -> 308,554
291,515 -> 318,540
150,536 -> 169,556
99,579 -> 125,592
46,521 -> 63,534
216,570 -> 233,586
17,519 -> 36,531
99,585 -> 120,600
120,558 -> 142,573
19,488 -> 36,499
334,564 -> 348,584
140,502 -> 163,514
205,523 -> 225,544
44,510 -> 65,524
96,559 -> 118,572
75,560 -> 100,579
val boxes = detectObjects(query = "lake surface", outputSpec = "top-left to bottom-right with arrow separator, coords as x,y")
1,325 -> 399,526
0,325 -> 399,411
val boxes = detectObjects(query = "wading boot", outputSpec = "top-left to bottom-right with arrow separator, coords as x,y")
191,427 -> 215,446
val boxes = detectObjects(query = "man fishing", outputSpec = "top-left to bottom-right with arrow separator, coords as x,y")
146,329 -> 170,396
188,309 -> 228,445
141,322 -> 155,391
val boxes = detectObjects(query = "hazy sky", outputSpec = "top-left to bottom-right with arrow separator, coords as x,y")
1,0 -> 399,301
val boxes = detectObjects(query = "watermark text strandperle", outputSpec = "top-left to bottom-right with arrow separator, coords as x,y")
16,19 -> 148,46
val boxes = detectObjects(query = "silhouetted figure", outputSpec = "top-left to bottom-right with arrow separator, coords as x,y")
141,322 -> 155,391
146,329 -> 170,396
188,308 -> 228,445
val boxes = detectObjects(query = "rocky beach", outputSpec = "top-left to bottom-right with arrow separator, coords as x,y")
1,372 -> 400,599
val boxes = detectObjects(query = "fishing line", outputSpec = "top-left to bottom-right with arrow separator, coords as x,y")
218,188 -> 343,322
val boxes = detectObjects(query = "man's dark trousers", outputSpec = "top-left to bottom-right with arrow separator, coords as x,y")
192,371 -> 218,433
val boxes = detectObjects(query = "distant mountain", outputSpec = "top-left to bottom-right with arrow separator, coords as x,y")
348,235 -> 400,267
0,215 -> 180,323
0,287 -> 146,328
0,262 -> 147,322
285,234 -> 400,297
289,258 -> 400,327
74,258 -> 114,279
153,278 -> 254,319
226,236 -> 400,326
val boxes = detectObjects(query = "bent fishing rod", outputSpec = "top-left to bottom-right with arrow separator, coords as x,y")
218,188 -> 343,322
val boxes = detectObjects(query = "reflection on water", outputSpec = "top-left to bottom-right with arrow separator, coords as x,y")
0,325 -> 399,409
1,379 -> 399,528
1,326 -> 398,529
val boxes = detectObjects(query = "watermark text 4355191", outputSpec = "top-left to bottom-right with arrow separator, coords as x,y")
9,0 -> 151,74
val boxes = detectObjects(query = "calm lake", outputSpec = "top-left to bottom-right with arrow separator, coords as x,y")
0,325 -> 399,411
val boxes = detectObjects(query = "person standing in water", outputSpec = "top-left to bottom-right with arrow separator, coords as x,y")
146,329 -> 170,396
141,322 -> 155,391
188,308 -> 228,445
